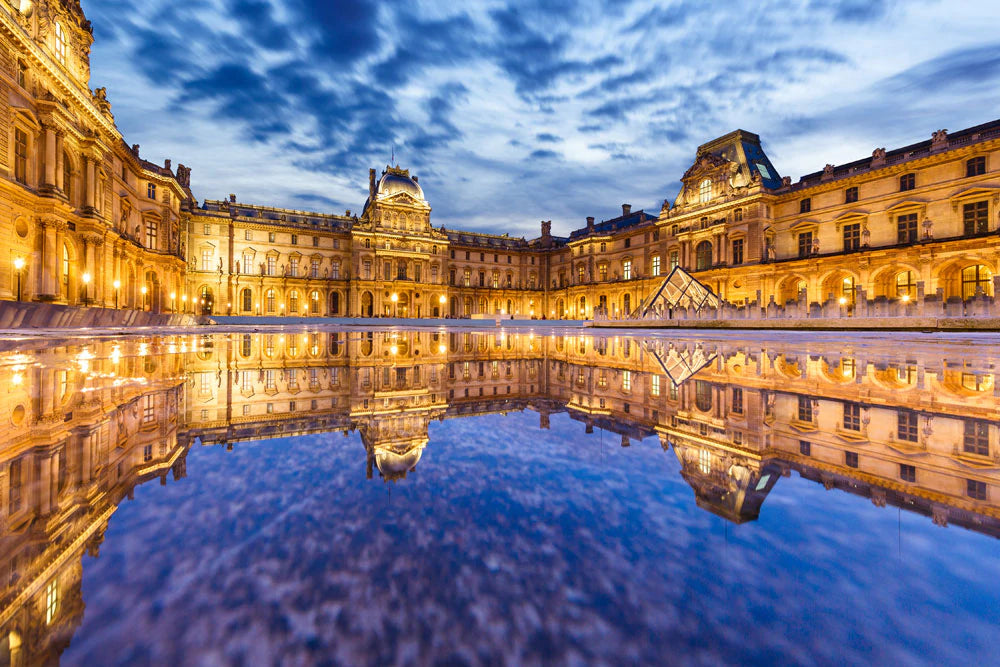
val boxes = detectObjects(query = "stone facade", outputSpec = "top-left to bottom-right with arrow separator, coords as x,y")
0,1 -> 997,319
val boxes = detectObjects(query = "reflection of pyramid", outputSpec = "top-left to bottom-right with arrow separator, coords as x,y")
643,341 -> 717,386
635,266 -> 722,319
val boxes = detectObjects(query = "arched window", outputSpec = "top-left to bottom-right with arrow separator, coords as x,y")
63,153 -> 72,203
579,296 -> 586,316
694,380 -> 713,412
962,265 -> 992,299
330,291 -> 340,315
54,22 -> 67,64
842,276 -> 856,305
266,288 -> 275,313
623,294 -> 631,315
241,288 -> 252,312
289,290 -> 299,313
62,244 -> 70,290
895,271 -> 916,300
695,241 -> 712,270
699,178 -> 711,203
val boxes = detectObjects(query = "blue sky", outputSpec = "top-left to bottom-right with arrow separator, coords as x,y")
87,0 -> 1000,237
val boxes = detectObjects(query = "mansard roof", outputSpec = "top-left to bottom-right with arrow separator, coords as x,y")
693,129 -> 783,190
200,199 -> 354,230
567,209 -> 655,240
787,117 -> 1000,191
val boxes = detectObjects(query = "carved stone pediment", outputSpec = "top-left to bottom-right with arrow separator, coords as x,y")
682,152 -> 731,181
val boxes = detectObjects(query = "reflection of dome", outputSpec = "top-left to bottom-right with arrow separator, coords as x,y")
374,443 -> 425,482
377,171 -> 424,201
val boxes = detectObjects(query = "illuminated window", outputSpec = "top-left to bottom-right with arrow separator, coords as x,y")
961,265 -> 992,300
146,218 -> 157,249
651,255 -> 661,277
699,179 -> 711,203
577,265 -> 584,283
669,251 -> 679,270
14,128 -> 28,184
62,244 -> 69,290
895,271 -> 916,299
201,249 -> 213,271
265,288 -> 275,312
598,263 -> 607,281
267,256 -> 276,276
651,375 -> 661,397
623,260 -> 632,280
622,370 -> 631,391
310,290 -> 320,313
54,22 -> 67,64
698,449 -> 711,474
45,580 -> 58,625
289,290 -> 299,313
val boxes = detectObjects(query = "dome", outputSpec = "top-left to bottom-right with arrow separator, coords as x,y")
377,170 -> 424,201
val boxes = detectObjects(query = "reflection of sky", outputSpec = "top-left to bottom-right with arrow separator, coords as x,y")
64,412 -> 1000,665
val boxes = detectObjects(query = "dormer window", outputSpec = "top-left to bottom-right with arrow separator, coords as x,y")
699,179 -> 711,203
799,198 -> 811,213
899,173 -> 915,191
966,156 -> 986,177
54,22 -> 67,65
845,186 -> 858,203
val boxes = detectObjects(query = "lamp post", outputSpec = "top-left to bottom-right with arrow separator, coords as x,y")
13,257 -> 25,302
170,292 -> 177,312
181,293 -> 187,313
390,292 -> 399,318
141,284 -> 148,311
439,294 -> 446,318
81,272 -> 91,306
112,279 -> 121,309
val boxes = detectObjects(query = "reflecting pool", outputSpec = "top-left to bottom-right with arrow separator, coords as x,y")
0,328 -> 998,664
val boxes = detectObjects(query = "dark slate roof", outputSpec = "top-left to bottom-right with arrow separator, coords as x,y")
739,139 -> 783,189
789,117 -> 1000,190
568,210 -> 654,240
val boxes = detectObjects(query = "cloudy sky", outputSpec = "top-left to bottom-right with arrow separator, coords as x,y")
86,0 -> 1000,238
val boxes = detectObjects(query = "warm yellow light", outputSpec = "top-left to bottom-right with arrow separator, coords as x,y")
141,285 -> 148,294
112,279 -> 121,289
11,372 -> 22,386
13,257 -> 25,271
181,294 -> 187,302
439,295 -> 447,304
82,272 -> 91,284
838,297 -> 847,305
390,293 -> 399,303
901,294 -> 910,303
170,292 -> 176,300
438,344 -> 446,353
390,345 -> 398,355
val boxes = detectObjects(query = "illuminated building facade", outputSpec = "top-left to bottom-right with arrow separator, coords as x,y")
0,1 -> 997,319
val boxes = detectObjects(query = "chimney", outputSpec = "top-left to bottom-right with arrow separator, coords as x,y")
586,216 -> 595,231
164,159 -> 171,171
622,203 -> 631,216
369,168 -> 377,198
229,194 -> 236,203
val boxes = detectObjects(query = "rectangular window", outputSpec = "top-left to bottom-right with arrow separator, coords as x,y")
797,396 -> 813,422
289,258 -> 299,277
845,451 -> 859,468
14,128 -> 28,184
267,256 -> 276,276
245,229 -> 252,241
201,249 -> 213,271
599,264 -> 608,281
963,201 -> 988,235
624,238 -> 631,248
963,420 -> 989,456
652,255 -> 661,276
268,231 -> 276,243
845,186 -> 858,203
731,239 -> 744,265
204,223 -> 211,235
291,234 -> 298,245
313,236 -> 319,247
799,440 -> 811,456
669,251 -> 679,270
479,271 -> 485,287
843,223 -> 861,251
142,395 -> 155,423
731,387 -> 743,414
310,259 -> 319,278
463,269 -> 471,287
146,219 -> 158,249
798,231 -> 813,258
9,458 -> 22,512
623,260 -> 632,280
899,464 -> 916,483
897,213 -> 918,244
362,260 -> 371,279
622,370 -> 631,391
17,60 -> 27,88
967,479 -> 987,500
899,173 -> 915,191
897,410 -> 919,442
651,375 -> 661,397
147,182 -> 156,199
843,402 -> 862,431
966,156 -> 986,177
799,198 -> 811,213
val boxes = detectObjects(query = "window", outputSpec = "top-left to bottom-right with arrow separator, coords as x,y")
699,178 -> 711,203
201,249 -> 213,271
897,213 -> 918,243
245,229 -> 252,241
478,271 -> 485,287
845,186 -> 858,203
45,580 -> 59,625
731,239 -> 744,265
961,265 -> 991,299
845,451 -> 859,468
17,59 -> 27,88
669,251 -> 679,270
963,201 -> 988,235
624,237 -> 631,249
14,128 -> 28,184
265,288 -> 275,312
694,381 -> 712,412
843,223 -> 861,251
289,257 -> 299,277
797,396 -> 813,422
899,173 -> 915,191
266,255 -> 276,276
600,242 -> 606,252
623,259 -> 632,280
695,241 -> 712,270
147,182 -> 156,199
843,402 -> 861,431
146,218 -> 157,249
734,208 -> 743,222
291,234 -> 298,245
967,479 -> 987,500
241,288 -> 252,312
799,198 -> 811,214
651,375 -> 661,397
54,21 -> 67,64
963,420 -> 989,456
268,231 -> 276,243
966,156 -> 986,177
463,269 -> 471,287
799,440 -> 811,456
313,236 -> 319,247
310,259 -> 320,278
289,290 -> 299,313
798,231 -> 814,258
895,271 -> 916,300
203,223 -> 212,235
894,463 -> 916,483
731,387 -> 743,414
9,459 -> 22,512
622,370 -> 631,391
897,410 -> 919,442
652,255 -> 661,276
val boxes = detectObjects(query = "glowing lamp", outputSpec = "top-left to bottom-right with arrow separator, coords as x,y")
13,257 -> 25,271
838,297 -> 847,305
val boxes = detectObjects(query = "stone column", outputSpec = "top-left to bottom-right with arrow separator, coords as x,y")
43,125 -> 57,188
55,133 -> 65,192
84,157 -> 96,210
39,219 -> 58,299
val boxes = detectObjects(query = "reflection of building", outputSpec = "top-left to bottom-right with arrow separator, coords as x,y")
1,331 -> 999,661
3,3 -> 996,318
0,340 -> 188,664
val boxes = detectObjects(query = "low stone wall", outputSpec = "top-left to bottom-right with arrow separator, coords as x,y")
591,316 -> 1000,331
0,301 -> 202,330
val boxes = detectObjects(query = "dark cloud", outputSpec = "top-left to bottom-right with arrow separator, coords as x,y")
536,133 -> 563,143
528,149 -> 561,160
883,43 -> 1000,93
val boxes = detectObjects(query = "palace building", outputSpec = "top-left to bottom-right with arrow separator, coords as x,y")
1,0 -> 998,319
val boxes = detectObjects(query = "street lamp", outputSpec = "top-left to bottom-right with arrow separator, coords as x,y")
181,293 -> 187,313
13,257 -> 25,302
112,279 -> 121,309
141,284 -> 148,311
390,292 -> 399,318
81,272 -> 91,305
439,294 -> 446,318
170,292 -> 177,312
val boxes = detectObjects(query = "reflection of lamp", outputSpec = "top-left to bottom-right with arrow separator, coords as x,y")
81,272 -> 91,305
901,294 -> 910,303
838,297 -> 847,305
113,279 -> 121,309
13,257 -> 25,302
390,292 -> 399,318
439,294 -> 447,318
